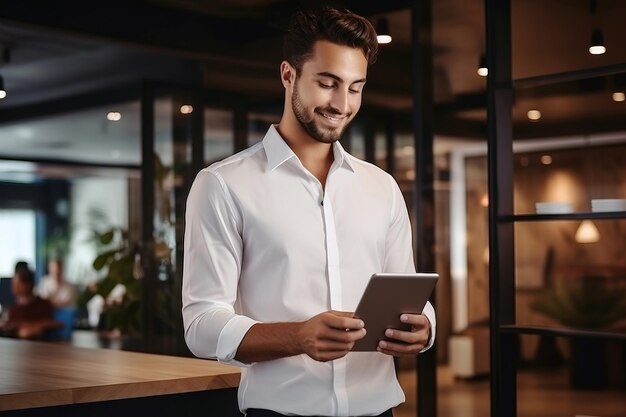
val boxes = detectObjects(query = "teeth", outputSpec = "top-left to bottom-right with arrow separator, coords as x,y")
319,112 -> 341,121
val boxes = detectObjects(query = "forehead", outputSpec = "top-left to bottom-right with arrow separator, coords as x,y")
301,40 -> 368,81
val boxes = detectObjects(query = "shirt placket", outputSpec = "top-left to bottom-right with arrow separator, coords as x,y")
319,172 -> 349,417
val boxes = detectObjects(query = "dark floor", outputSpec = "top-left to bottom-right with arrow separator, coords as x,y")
395,366 -> 625,417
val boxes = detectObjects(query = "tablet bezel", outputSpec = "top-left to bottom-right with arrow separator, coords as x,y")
351,272 -> 438,352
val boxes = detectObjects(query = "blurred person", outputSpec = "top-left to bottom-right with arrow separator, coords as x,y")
0,263 -> 55,339
37,258 -> 77,309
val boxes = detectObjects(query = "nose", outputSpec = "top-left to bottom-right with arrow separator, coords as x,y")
330,88 -> 350,115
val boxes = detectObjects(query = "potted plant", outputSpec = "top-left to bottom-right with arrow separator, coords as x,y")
76,210 -> 175,349
530,275 -> 626,389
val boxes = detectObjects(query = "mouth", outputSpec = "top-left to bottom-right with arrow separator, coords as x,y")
315,109 -> 348,124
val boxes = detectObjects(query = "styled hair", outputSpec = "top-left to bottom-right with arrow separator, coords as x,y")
283,6 -> 379,73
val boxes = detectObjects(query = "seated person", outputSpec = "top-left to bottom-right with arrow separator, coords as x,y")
37,259 -> 76,309
0,265 -> 55,339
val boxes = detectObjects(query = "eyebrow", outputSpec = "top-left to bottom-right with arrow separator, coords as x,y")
316,71 -> 367,85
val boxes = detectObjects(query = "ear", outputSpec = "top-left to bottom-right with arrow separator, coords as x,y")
280,61 -> 296,89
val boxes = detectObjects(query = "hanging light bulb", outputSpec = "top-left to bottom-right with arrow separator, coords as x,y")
575,220 -> 600,243
477,54 -> 488,77
376,18 -> 392,44
0,74 -> 6,99
612,92 -> 625,102
589,29 -> 606,55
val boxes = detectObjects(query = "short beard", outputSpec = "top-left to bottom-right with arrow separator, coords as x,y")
291,82 -> 350,144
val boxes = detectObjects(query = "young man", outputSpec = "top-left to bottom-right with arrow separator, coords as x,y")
183,7 -> 436,417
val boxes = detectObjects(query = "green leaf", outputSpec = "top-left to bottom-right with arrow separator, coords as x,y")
99,230 -> 115,244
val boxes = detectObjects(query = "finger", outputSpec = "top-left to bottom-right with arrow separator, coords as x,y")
383,327 -> 428,345
377,339 -> 424,356
330,310 -> 356,318
323,327 -> 367,342
398,313 -> 429,329
324,313 -> 364,331
315,339 -> 356,352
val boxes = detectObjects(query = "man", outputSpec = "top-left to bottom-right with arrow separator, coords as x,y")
37,258 -> 77,309
0,264 -> 55,339
183,6 -> 436,417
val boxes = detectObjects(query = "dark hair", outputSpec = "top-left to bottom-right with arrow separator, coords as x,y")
15,266 -> 35,289
14,261 -> 29,274
283,6 -> 379,73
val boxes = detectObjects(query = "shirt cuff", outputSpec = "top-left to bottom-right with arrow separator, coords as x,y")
420,302 -> 437,353
216,315 -> 259,367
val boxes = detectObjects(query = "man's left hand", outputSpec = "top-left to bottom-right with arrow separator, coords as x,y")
376,313 -> 430,357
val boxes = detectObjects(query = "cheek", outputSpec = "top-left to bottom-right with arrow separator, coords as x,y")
350,96 -> 362,113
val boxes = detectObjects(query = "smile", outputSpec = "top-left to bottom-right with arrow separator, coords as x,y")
316,110 -> 346,122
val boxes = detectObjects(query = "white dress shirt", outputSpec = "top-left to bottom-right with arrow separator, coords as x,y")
37,276 -> 77,308
183,125 -> 436,416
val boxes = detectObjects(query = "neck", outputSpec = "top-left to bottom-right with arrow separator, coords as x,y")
276,118 -> 334,187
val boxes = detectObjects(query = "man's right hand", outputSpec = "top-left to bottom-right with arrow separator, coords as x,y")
298,311 -> 366,362
235,311 -> 366,363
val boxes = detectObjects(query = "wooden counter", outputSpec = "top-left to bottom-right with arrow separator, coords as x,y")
0,338 -> 241,415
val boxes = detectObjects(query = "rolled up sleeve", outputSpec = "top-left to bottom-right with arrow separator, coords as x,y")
182,170 -> 257,366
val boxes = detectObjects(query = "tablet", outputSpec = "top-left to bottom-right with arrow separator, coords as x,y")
352,272 -> 438,351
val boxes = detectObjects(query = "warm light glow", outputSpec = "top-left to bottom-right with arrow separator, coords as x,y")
480,193 -> 489,207
589,45 -> 606,55
0,90 -> 6,99
612,92 -> 626,102
107,111 -> 122,121
405,169 -> 415,180
377,34 -> 392,44
575,220 -> 600,243
540,155 -> 552,165
477,67 -> 488,77
527,109 -> 542,121
401,146 -> 414,156
180,104 -> 193,114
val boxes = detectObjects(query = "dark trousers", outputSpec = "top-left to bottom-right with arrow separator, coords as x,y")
246,408 -> 393,417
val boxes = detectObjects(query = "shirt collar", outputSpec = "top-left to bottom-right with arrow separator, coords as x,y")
263,124 -> 355,173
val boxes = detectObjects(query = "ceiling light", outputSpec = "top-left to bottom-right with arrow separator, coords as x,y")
0,74 -> 6,99
589,29 -> 606,55
180,104 -> 193,114
540,155 -> 552,165
477,54 -> 488,77
527,109 -> 542,121
376,18 -> 392,44
107,111 -> 122,121
575,220 -> 600,243
612,92 -> 625,102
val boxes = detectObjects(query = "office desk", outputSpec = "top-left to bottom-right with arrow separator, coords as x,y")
0,338 -> 242,416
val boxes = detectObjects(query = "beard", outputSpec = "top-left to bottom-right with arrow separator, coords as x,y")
291,83 -> 352,144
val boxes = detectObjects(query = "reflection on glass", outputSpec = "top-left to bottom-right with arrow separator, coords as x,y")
204,108 -> 233,166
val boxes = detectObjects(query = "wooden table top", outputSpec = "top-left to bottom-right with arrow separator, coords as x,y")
0,337 -> 240,411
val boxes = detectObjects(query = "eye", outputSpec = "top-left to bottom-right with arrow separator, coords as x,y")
319,82 -> 334,89
349,88 -> 361,94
